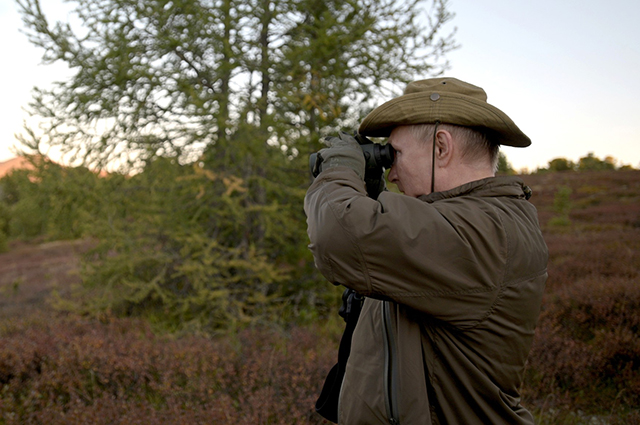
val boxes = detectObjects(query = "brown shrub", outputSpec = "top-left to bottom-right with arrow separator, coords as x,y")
525,265 -> 640,415
0,314 -> 338,424
3,170 -> 640,422
543,229 -> 640,290
519,171 -> 640,419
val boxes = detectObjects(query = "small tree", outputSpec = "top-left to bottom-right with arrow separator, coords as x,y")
548,185 -> 572,227
17,0 -> 457,171
0,157 -> 107,241
548,157 -> 575,172
16,0 -> 458,330
496,151 -> 514,174
578,152 -> 615,171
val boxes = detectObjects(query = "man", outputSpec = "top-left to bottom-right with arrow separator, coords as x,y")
304,78 -> 548,424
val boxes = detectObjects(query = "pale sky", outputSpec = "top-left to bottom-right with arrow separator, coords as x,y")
1,0 -> 639,171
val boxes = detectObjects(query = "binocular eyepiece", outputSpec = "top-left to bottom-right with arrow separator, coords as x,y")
309,133 -> 395,178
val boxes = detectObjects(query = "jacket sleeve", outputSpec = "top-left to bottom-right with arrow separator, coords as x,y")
304,168 -> 508,327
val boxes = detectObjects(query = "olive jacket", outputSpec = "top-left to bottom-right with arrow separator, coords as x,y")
304,167 -> 548,424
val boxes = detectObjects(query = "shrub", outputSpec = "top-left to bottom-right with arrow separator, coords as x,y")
520,170 -> 640,419
74,157 -> 334,332
0,155 -> 338,332
548,185 -> 572,227
0,158 -> 106,241
0,314 -> 339,424
526,275 -> 640,407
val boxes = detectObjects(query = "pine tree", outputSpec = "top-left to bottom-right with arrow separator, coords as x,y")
18,0 -> 456,168
17,0 -> 457,330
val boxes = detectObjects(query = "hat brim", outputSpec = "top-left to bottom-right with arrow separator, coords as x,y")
358,92 -> 531,147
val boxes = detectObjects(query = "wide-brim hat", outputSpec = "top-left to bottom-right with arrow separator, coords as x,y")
358,77 -> 531,147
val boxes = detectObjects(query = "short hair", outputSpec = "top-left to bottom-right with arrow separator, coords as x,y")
408,124 -> 500,172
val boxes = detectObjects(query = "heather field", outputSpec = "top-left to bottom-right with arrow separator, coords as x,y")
1,170 -> 640,424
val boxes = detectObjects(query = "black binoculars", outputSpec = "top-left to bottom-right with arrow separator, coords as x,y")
309,133 -> 395,178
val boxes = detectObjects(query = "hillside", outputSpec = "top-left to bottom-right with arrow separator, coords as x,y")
0,169 -> 639,424
524,169 -> 640,229
0,156 -> 34,179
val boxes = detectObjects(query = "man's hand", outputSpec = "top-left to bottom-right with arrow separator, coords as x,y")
318,132 -> 365,179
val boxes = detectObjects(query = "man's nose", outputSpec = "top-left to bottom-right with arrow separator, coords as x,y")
387,166 -> 397,182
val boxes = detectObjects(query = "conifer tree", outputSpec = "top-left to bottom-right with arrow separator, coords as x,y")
17,0 -> 457,329
18,0 -> 456,169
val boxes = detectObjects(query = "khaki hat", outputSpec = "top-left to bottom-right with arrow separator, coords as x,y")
358,77 -> 531,147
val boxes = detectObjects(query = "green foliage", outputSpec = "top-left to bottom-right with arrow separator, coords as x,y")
12,0 -> 457,331
66,157 -> 332,332
538,153 -> 629,174
578,152 -> 616,171
0,157 -> 105,241
548,157 -> 576,172
496,151 -> 514,174
0,200 -> 9,252
17,0 -> 457,170
3,168 -> 640,421
548,185 -> 572,227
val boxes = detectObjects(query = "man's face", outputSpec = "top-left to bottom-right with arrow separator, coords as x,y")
387,126 -> 433,197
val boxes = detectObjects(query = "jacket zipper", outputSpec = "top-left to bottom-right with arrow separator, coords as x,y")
382,301 -> 400,425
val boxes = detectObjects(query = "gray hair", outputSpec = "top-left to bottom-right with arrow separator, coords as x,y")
408,123 -> 500,172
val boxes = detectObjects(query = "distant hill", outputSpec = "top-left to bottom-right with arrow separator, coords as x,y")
0,157 -> 34,179
0,156 -> 110,178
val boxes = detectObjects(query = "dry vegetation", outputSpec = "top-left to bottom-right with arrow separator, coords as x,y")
0,315 -> 336,424
521,170 -> 640,424
1,170 -> 640,424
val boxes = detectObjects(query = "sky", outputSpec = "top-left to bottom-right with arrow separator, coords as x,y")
1,0 -> 639,172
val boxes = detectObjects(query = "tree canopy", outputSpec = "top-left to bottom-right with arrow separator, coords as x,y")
18,0 -> 457,171
540,152 -> 628,173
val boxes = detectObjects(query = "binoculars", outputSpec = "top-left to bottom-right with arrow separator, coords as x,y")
309,133 -> 395,178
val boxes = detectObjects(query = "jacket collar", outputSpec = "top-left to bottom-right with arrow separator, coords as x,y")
418,176 -> 531,203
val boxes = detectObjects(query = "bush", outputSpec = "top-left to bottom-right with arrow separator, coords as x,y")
0,158 -> 106,241
548,185 -> 572,227
526,275 -> 640,407
0,314 -> 339,424
0,203 -> 8,253
0,155 -> 337,331
74,157 -> 334,332
520,171 -> 640,420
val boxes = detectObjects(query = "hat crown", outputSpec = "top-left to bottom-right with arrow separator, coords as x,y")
358,76 -> 531,147
404,78 -> 488,103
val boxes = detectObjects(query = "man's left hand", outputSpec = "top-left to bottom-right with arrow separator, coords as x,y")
317,132 -> 365,179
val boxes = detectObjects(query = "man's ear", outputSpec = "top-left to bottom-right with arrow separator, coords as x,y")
435,129 -> 455,167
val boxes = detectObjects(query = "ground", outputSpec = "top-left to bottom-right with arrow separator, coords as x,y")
0,239 -> 90,318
